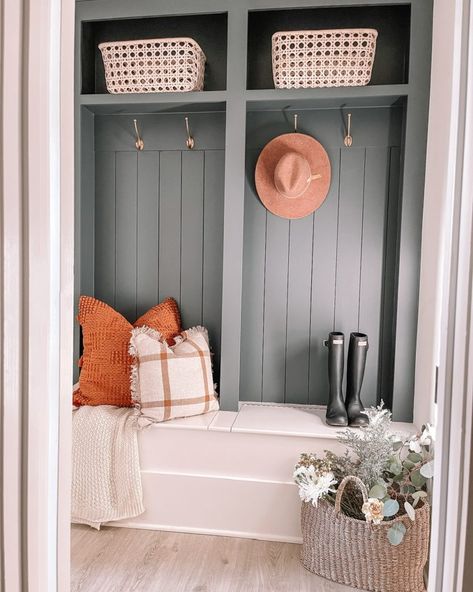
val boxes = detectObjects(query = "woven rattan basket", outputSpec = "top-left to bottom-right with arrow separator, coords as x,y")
272,29 -> 378,89
301,476 -> 430,592
99,37 -> 206,94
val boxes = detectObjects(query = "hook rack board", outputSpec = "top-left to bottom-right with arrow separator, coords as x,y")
75,0 -> 433,422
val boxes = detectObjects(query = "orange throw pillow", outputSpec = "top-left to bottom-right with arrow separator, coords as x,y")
73,296 -> 181,407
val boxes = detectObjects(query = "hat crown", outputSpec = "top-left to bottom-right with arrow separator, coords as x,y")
273,152 -> 312,199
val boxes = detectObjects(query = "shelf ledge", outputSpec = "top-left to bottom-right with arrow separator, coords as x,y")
245,84 -> 409,111
79,91 -> 227,114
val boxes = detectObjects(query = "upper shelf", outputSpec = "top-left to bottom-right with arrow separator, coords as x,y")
245,84 -> 409,111
247,5 -> 411,90
79,91 -> 228,114
79,84 -> 408,115
81,12 -> 228,94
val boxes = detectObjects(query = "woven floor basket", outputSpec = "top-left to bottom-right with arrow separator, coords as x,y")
99,37 -> 206,94
301,476 -> 430,592
272,29 -> 378,89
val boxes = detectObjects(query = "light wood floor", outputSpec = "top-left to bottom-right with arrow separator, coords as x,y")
71,525 -> 356,592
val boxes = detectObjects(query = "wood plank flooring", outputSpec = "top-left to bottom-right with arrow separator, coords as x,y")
71,525 -> 356,592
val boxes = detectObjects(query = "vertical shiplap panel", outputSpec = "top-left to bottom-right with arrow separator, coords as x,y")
285,214 -> 314,404
380,147 -> 401,407
309,149 -> 341,404
203,150 -> 225,385
94,151 -> 115,307
158,151 -> 182,305
181,150 -> 204,329
80,109 -> 95,299
240,168 -> 267,402
115,151 -> 138,321
334,148 -> 366,343
136,151 -> 159,317
262,214 -> 290,403
358,147 -> 390,407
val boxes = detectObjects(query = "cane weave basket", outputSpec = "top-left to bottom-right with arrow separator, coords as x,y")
99,37 -> 206,94
272,29 -> 378,89
301,476 -> 430,592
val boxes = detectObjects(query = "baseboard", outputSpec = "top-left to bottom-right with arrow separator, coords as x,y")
108,521 -> 303,544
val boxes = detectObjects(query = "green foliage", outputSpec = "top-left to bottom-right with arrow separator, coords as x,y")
369,484 -> 387,499
404,501 -> 415,521
299,408 -> 435,546
411,470 -> 426,488
335,404 -> 395,489
412,491 -> 428,508
385,434 -> 432,506
420,460 -> 434,479
383,499 -> 399,518
387,522 -> 406,546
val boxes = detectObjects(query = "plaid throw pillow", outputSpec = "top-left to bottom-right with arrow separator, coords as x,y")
129,326 -> 219,422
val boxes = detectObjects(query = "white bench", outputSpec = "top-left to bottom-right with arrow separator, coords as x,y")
112,403 -> 415,543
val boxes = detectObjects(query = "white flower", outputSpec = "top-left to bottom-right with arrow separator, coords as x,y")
362,498 -> 385,525
419,423 -> 435,445
294,466 -> 337,507
409,438 -> 422,453
409,423 -> 435,453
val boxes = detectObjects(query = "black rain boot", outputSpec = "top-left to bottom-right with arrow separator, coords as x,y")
346,332 -> 369,427
325,332 -> 348,427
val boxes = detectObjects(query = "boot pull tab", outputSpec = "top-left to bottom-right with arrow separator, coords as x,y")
324,339 -> 343,346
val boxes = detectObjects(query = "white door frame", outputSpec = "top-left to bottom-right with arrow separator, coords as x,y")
57,0 -> 75,589
425,0 -> 473,589
1,0 -> 472,590
1,0 -> 74,590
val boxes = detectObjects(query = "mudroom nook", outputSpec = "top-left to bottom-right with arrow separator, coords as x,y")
72,0 -> 434,589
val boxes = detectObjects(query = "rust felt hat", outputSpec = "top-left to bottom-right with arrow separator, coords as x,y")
255,133 -> 331,219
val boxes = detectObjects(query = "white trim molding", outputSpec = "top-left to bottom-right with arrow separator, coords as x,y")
57,0 -> 75,590
1,1 -> 74,591
1,1 -> 26,588
427,0 -> 473,590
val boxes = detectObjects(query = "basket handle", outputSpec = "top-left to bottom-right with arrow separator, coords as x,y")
334,476 -> 369,515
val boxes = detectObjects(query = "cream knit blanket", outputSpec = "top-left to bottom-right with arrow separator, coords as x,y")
71,405 -> 145,529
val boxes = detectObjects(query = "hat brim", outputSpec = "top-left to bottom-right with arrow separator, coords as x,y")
255,133 -> 331,219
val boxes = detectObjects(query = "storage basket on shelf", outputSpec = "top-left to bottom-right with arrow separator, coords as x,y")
272,29 -> 378,89
98,37 -> 206,94
301,476 -> 430,592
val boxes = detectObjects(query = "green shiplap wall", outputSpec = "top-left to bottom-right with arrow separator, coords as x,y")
75,0 -> 433,421
240,106 -> 402,407
88,112 -> 225,383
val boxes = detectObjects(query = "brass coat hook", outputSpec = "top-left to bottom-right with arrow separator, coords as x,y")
294,113 -> 298,133
185,117 -> 195,149
133,119 -> 144,151
344,113 -> 353,147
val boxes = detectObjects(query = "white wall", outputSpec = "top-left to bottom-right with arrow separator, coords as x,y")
413,0 -> 457,429
423,0 -> 473,590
